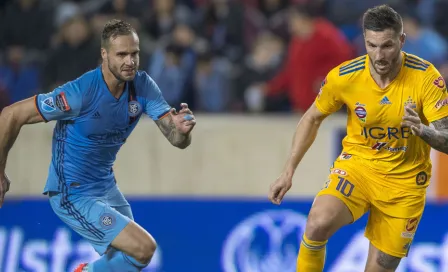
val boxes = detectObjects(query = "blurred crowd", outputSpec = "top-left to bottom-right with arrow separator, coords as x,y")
1,0 -> 448,113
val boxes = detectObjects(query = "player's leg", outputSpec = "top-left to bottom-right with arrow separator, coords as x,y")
88,202 -> 157,271
297,160 -> 370,272
297,195 -> 353,271
49,191 -> 155,272
87,186 -> 157,271
364,190 -> 424,272
364,243 -> 401,272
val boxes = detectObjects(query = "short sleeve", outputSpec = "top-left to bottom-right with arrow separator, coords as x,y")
421,66 -> 448,123
136,72 -> 171,120
314,68 -> 344,115
35,80 -> 83,122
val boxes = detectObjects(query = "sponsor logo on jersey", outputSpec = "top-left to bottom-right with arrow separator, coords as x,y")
331,168 -> 347,176
435,97 -> 448,109
434,76 -> 446,89
362,126 -> 411,140
401,218 -> 419,239
354,102 -> 367,123
55,92 -> 71,112
380,96 -> 392,105
371,142 -> 407,152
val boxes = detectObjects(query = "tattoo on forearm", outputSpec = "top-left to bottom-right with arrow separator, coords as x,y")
420,116 -> 448,154
155,115 -> 191,149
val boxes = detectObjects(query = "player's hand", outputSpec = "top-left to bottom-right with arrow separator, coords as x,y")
268,172 -> 292,205
170,103 -> 196,135
0,173 -> 11,208
402,104 -> 423,136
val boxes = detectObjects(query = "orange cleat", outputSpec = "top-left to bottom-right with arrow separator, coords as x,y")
74,263 -> 88,272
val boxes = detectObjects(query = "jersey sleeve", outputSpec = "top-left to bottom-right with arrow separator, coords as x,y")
35,80 -> 83,122
137,72 -> 171,120
421,65 -> 448,123
314,67 -> 344,115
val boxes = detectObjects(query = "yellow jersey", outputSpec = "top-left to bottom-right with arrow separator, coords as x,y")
315,52 -> 448,189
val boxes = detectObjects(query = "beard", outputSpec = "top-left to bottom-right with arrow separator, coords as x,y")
107,57 -> 138,82
372,52 -> 400,76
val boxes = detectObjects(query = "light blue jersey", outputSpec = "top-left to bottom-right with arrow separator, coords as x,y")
35,66 -> 170,196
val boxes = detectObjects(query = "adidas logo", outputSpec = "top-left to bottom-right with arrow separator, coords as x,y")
380,96 -> 392,105
92,111 -> 101,119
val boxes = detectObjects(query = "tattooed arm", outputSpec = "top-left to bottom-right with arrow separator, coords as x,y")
419,116 -> 448,154
155,114 -> 192,149
154,104 -> 196,149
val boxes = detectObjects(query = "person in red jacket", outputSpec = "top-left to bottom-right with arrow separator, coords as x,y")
261,4 -> 354,112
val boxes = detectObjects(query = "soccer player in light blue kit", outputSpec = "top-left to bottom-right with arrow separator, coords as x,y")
0,20 -> 196,272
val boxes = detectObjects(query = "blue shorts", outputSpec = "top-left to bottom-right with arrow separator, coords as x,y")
49,185 -> 133,255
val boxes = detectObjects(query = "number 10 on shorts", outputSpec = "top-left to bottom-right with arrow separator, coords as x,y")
336,176 -> 355,197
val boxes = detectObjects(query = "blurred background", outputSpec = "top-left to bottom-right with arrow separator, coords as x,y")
1,0 -> 448,271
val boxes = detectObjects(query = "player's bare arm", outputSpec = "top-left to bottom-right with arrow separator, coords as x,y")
269,103 -> 328,204
155,103 -> 196,149
0,97 -> 44,206
419,117 -> 448,153
402,105 -> 448,154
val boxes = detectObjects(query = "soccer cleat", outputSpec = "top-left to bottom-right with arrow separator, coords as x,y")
74,263 -> 88,272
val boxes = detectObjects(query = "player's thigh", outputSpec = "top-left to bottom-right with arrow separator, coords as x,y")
308,162 -> 370,240
316,161 -> 370,222
107,186 -> 135,221
364,206 -> 423,271
49,193 -> 131,255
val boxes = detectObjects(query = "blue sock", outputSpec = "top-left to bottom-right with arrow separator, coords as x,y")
88,249 -> 148,272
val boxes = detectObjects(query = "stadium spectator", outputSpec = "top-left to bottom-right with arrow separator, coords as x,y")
259,4 -> 354,112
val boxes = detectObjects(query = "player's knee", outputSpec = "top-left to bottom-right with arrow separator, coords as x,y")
305,210 -> 335,241
134,235 -> 157,265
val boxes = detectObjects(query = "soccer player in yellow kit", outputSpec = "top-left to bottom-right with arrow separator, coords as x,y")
268,5 -> 448,272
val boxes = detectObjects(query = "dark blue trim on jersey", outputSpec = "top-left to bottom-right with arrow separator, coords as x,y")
55,122 -> 105,240
406,56 -> 429,67
405,59 -> 429,70
339,56 -> 367,72
404,64 -> 427,71
34,95 -> 48,123
339,66 -> 365,76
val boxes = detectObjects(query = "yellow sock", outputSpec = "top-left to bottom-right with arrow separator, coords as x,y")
296,235 -> 327,272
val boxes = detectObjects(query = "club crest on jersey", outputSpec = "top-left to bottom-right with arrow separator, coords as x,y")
99,213 -> 116,228
41,97 -> 56,113
354,102 -> 367,123
416,171 -> 428,186
128,101 -> 142,117
404,96 -> 417,109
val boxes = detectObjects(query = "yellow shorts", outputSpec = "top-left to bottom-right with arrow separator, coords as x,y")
317,154 -> 427,258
